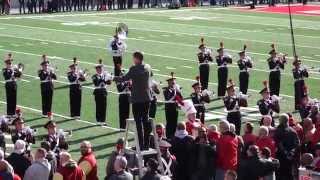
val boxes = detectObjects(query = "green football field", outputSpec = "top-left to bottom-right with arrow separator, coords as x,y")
0,7 -> 320,178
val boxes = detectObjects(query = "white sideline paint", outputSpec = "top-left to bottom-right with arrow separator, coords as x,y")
0,101 -> 122,131
1,22 -> 319,65
2,33 -> 320,80
182,65 -> 193,69
165,66 -> 176,70
0,48 -> 296,98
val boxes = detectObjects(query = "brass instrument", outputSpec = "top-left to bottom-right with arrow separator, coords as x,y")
269,44 -> 287,64
73,57 -> 89,79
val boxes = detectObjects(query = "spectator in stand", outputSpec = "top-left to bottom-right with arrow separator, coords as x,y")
40,141 -> 57,180
149,123 -> 168,149
0,150 -> 13,173
106,138 -> 138,179
288,113 -> 303,141
78,141 -> 98,180
224,170 -> 237,180
141,158 -> 161,180
0,160 -> 14,180
312,118 -> 320,148
273,114 -> 300,180
159,140 -> 177,179
109,156 -> 133,180
242,122 -> 257,147
230,124 -> 244,160
207,124 -> 220,145
6,140 -> 31,179
260,147 -> 276,180
53,152 -> 85,180
192,127 -> 216,180
302,118 -> 315,153
24,148 -> 51,180
170,122 -> 194,180
261,115 -> 276,137
238,145 -> 279,180
312,143 -> 320,171
215,120 -> 238,180
255,126 -> 276,158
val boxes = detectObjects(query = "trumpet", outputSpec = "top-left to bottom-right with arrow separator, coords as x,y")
73,58 -> 89,79
13,63 -> 24,72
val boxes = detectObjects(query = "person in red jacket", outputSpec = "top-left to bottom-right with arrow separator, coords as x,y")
53,152 -> 85,180
312,118 -> 320,147
288,113 -> 304,142
207,124 -> 220,144
242,122 -> 257,147
216,120 -> 238,180
255,126 -> 276,158
78,141 -> 98,180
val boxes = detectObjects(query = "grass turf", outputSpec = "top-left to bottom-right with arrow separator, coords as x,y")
0,6 -> 319,179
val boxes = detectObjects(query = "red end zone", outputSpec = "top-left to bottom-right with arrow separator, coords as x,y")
237,4 -> 320,16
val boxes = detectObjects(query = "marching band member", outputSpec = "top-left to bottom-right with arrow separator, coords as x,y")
223,79 -> 246,135
43,120 -> 69,154
257,81 -> 280,126
92,59 -> 112,126
237,45 -> 252,95
67,57 -> 86,119
191,76 -> 210,124
38,59 -> 57,117
163,72 -> 182,139
116,65 -> 131,129
216,42 -> 232,97
2,53 -> 22,118
197,38 -> 213,90
299,87 -> 319,122
267,44 -> 286,96
159,140 -> 178,179
292,57 -> 309,110
108,34 -> 126,76
149,72 -> 160,120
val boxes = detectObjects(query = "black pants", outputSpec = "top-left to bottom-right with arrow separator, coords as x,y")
227,111 -> 241,135
138,0 -> 143,7
94,89 -> 107,122
80,0 -> 86,10
5,82 -> 17,116
113,56 -> 122,76
70,85 -> 82,117
196,106 -> 205,124
149,99 -> 157,119
199,64 -> 209,90
31,0 -> 37,13
132,102 -> 151,150
217,67 -> 228,97
19,0 -> 26,13
269,71 -> 281,96
239,72 -> 249,94
41,83 -> 54,116
294,80 -> 305,110
39,0 -> 45,12
66,0 -> 72,10
119,94 -> 130,129
72,0 -> 79,10
86,0 -> 93,9
127,0 -> 132,8
165,104 -> 178,139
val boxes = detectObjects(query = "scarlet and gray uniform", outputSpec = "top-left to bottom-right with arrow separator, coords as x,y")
237,56 -> 252,94
67,71 -> 85,118
267,57 -> 285,96
216,55 -> 232,97
292,67 -> 308,110
2,67 -> 21,116
38,69 -> 57,116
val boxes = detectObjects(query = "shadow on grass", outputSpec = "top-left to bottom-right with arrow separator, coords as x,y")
25,117 -> 45,123
31,118 -> 74,129
206,105 -> 225,111
68,130 -> 122,145
54,82 -> 94,90
70,124 -> 98,132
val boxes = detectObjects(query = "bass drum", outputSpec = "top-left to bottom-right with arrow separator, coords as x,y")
168,0 -> 181,9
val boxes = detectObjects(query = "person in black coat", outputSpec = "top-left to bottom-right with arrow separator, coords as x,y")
191,127 -> 216,180
6,140 -> 32,178
267,44 -> 286,96
237,145 -> 279,180
237,45 -> 252,95
170,122 -> 194,180
292,58 -> 308,110
216,42 -> 232,97
38,58 -> 57,117
2,55 -> 22,117
197,38 -> 213,90
141,158 -> 162,180
191,79 -> 210,124
273,114 -> 300,180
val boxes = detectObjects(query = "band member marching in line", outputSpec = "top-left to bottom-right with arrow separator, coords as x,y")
108,25 -> 127,77
237,45 -> 252,95
299,86 -> 319,121
257,81 -> 280,126
149,71 -> 160,120
191,76 -> 210,124
67,57 -> 86,119
197,38 -> 213,90
267,44 -> 287,96
216,42 -> 232,97
292,56 -> 309,110
163,72 -> 183,139
92,59 -> 112,126
116,64 -> 131,130
38,57 -> 57,117
223,79 -> 247,135
2,53 -> 23,118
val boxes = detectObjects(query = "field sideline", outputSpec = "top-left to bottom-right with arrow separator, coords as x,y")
0,6 -> 320,178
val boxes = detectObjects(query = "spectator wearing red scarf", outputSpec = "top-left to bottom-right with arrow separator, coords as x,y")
255,126 -> 276,158
78,141 -> 98,180
288,113 -> 304,141
261,115 -> 276,137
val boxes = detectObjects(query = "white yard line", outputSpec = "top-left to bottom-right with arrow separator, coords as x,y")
0,48 -> 296,98
0,100 -> 122,131
165,66 -> 176,70
182,65 -> 193,69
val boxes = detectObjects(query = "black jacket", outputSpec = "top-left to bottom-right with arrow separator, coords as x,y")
6,152 -> 31,178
